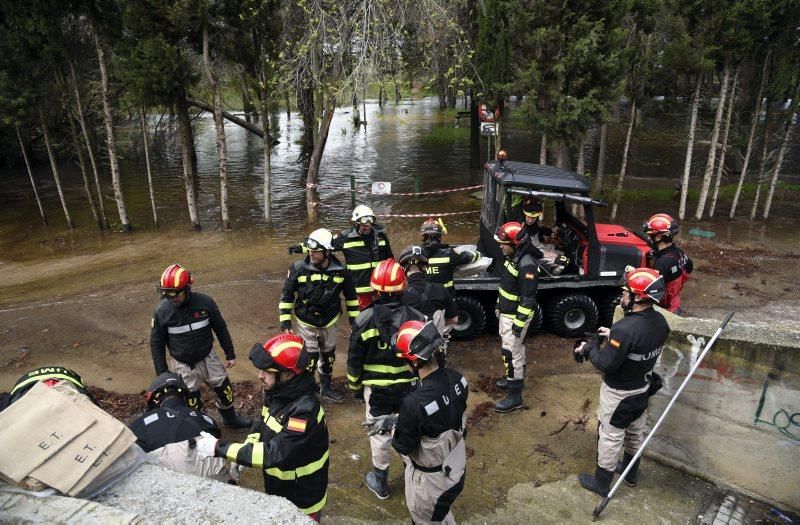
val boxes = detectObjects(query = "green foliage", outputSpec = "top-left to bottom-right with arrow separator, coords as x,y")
419,125 -> 470,146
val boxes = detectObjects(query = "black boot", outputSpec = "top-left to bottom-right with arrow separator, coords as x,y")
578,466 -> 614,498
615,452 -> 640,487
319,373 -> 343,403
219,406 -> 253,429
495,377 -> 509,389
365,467 -> 389,499
187,390 -> 203,411
494,379 -> 523,412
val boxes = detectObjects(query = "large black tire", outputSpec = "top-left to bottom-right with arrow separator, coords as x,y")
545,293 -> 599,338
597,292 -> 621,328
450,295 -> 487,341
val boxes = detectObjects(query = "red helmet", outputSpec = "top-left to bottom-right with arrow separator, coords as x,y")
494,222 -> 528,246
370,259 -> 407,293
621,267 -> 665,303
394,320 -> 444,364
158,264 -> 193,296
643,213 -> 679,237
249,333 -> 309,375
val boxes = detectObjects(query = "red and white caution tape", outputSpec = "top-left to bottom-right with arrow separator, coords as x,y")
377,210 -> 480,218
350,184 -> 482,196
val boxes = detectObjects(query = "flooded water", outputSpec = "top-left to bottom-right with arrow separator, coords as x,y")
1,96 -> 799,294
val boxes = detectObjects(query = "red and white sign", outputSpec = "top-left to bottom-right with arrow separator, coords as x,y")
372,182 -> 392,194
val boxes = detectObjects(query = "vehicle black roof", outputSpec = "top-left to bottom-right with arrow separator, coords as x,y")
487,161 -> 591,194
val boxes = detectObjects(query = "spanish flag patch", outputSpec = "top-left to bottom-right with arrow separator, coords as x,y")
609,338 -> 621,349
286,417 -> 307,433
525,272 -> 536,280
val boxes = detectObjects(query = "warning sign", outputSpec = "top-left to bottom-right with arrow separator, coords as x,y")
372,182 -> 392,194
481,123 -> 496,136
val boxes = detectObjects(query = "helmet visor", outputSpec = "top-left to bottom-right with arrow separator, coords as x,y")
355,215 -> 375,225
156,286 -> 186,299
304,237 -> 326,251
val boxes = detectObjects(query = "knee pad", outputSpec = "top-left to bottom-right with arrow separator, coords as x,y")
320,351 -> 335,375
213,377 -> 234,409
501,348 -> 514,379
187,390 -> 203,410
306,352 -> 320,374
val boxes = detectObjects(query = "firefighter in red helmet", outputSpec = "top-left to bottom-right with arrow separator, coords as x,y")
348,259 -> 425,499
573,267 -> 670,497
150,264 -> 252,428
493,222 -> 540,413
643,213 -> 693,315
195,333 -> 329,521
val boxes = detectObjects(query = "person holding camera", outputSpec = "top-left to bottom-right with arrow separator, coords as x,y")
280,228 -> 359,402
573,267 -> 670,497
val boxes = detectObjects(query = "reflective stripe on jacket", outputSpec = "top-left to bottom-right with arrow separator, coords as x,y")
331,225 -> 393,294
496,248 -> 539,330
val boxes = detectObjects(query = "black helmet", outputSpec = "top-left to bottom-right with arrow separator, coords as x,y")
398,245 -> 428,269
146,372 -> 189,409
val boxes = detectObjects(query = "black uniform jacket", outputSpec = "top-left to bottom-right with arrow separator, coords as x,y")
279,253 -> 359,330
216,374 -> 328,515
331,225 -> 393,294
402,272 -> 458,321
150,291 -> 235,375
129,397 -> 221,453
587,307 -> 670,390
497,243 -> 540,331
392,367 -> 469,458
422,244 -> 481,292
653,244 -> 693,283
347,296 -> 425,391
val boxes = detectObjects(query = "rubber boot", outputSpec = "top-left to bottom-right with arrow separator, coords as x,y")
319,373 -> 343,403
578,466 -> 614,498
218,406 -> 253,429
615,451 -> 640,487
493,379 -> 523,412
495,377 -> 509,390
365,467 -> 389,499
187,390 -> 203,411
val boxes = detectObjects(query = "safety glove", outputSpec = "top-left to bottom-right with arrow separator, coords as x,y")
288,244 -> 304,255
361,413 -> 399,436
229,462 -> 244,484
195,431 -> 219,459
511,326 -> 523,339
352,388 -> 365,404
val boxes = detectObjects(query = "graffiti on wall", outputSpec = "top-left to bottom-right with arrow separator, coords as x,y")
753,374 -> 800,445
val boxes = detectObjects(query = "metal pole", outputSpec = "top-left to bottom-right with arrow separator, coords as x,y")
487,134 -> 492,162
350,174 -> 356,209
592,311 -> 735,520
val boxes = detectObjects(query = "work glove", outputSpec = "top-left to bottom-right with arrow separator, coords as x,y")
195,431 -> 218,459
352,388 -> 364,404
361,413 -> 399,436
511,326 -> 523,339
229,462 -> 244,484
288,244 -> 303,254
573,339 -> 587,363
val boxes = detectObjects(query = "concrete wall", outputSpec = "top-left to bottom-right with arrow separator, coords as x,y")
644,309 -> 800,510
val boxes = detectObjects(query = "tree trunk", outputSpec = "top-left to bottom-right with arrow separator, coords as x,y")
679,77 -> 702,220
16,125 -> 47,225
203,22 -> 230,230
709,68 -> 739,218
695,59 -> 731,219
762,88 -> 798,219
187,97 -> 264,138
611,100 -> 637,220
539,133 -> 547,164
39,109 -> 74,229
749,101 -> 772,220
67,115 -> 101,228
240,69 -> 256,122
362,88 -> 367,125
69,60 -> 107,229
175,96 -> 201,230
438,73 -> 447,109
306,95 -> 336,224
139,110 -> 159,228
575,137 -> 586,218
296,78 -> 315,152
595,123 -> 608,193
730,54 -> 770,218
378,85 -> 384,108
94,30 -> 132,231
257,73 -> 272,222
394,80 -> 400,103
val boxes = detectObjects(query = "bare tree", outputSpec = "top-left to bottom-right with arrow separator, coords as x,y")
203,21 -> 230,230
730,55 -> 769,218
139,110 -> 158,228
16,125 -> 47,225
39,108 -> 74,229
762,84 -> 799,220
709,68 -> 739,218
610,100 -> 636,221
695,59 -> 731,219
539,134 -> 547,164
679,76 -> 702,220
749,102 -> 772,220
595,123 -> 608,192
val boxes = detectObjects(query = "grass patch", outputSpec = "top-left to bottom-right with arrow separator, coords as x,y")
419,125 -> 470,145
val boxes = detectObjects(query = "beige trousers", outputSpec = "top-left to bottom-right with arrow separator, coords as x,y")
497,314 -> 532,380
596,382 -> 649,470
169,351 -> 228,390
364,386 -> 393,470
149,440 -> 229,482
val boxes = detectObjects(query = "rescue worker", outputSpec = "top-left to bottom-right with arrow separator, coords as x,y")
419,217 -> 481,294
0,366 -> 94,411
493,222 -> 540,413
519,198 -> 568,275
150,264 -> 252,429
643,213 -> 693,315
280,228 -> 359,403
195,333 -> 329,520
573,267 -> 670,497
331,205 -> 393,309
348,259 -> 425,499
129,373 -> 230,482
398,245 -> 458,336
391,320 -> 469,525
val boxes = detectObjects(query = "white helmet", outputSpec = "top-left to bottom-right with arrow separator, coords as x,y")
305,228 -> 334,251
351,205 -> 376,224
